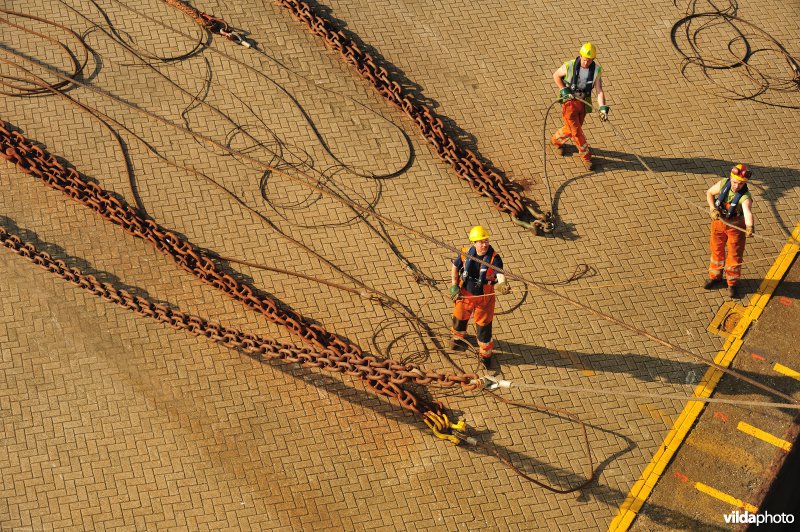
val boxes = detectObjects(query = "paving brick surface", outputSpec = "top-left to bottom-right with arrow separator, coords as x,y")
1,0 -> 798,529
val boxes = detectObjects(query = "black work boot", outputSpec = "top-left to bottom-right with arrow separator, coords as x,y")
450,338 -> 468,352
480,356 -> 493,370
704,278 -> 721,289
728,285 -> 739,299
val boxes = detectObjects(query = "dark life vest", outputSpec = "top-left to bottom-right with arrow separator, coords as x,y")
459,245 -> 499,296
564,57 -> 597,98
715,178 -> 748,219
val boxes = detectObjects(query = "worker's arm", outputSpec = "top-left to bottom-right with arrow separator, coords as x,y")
553,64 -> 567,89
706,182 -> 722,209
741,198 -> 755,229
450,263 -> 459,286
595,75 -> 606,107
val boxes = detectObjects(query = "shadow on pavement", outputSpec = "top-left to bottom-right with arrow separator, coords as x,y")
591,148 -> 800,238
491,340 -> 800,399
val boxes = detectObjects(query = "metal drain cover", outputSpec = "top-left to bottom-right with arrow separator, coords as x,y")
722,311 -> 742,333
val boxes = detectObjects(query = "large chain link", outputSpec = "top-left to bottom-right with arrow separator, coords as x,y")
270,0 -> 552,232
0,121 -> 482,415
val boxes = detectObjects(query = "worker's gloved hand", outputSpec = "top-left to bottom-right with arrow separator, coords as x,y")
448,285 -> 460,301
559,88 -> 573,102
494,281 -> 510,295
746,225 -> 754,237
599,105 -> 610,122
709,207 -> 720,220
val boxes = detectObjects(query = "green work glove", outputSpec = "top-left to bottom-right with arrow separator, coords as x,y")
494,281 -> 510,295
559,87 -> 573,102
599,105 -> 610,121
746,225 -> 754,237
709,207 -> 720,220
448,285 -> 460,301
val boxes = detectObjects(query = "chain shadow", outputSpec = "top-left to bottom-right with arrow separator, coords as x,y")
295,0 -> 542,216
0,217 -> 727,526
0,218 -> 631,508
591,148 -> 800,238
0,216 -> 183,310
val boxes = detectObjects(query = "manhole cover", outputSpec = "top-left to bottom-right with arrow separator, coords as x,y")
722,311 -> 742,333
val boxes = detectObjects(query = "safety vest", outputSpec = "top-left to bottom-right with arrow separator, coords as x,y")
714,178 -> 749,219
563,58 -> 601,108
459,245 -> 499,295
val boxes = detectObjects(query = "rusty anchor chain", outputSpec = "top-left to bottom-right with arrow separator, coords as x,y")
162,0 -> 252,47
273,0 -> 553,234
0,223 -> 461,421
0,121 -> 484,427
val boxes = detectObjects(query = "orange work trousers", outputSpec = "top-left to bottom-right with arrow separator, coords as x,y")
452,286 -> 496,325
709,219 -> 746,286
452,286 -> 496,358
551,99 -> 591,162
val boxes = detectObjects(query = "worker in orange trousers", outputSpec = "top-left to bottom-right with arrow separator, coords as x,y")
705,164 -> 756,299
551,42 -> 609,171
448,226 -> 509,370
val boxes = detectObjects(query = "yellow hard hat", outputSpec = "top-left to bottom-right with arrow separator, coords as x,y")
730,163 -> 752,182
468,225 -> 490,242
579,42 -> 596,59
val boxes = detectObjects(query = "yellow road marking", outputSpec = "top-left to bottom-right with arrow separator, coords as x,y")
773,363 -> 800,381
737,422 -> 793,451
608,222 -> 800,532
694,482 -> 758,513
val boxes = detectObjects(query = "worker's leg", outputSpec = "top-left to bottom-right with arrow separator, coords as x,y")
552,100 -> 579,149
709,220 -> 727,281
451,291 -> 473,350
725,223 -> 747,287
564,100 -> 591,163
473,293 -> 496,368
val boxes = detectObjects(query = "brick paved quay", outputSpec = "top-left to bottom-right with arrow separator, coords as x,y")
1,0 -> 798,529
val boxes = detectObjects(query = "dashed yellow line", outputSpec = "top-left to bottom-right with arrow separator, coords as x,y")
694,482 -> 758,513
608,223 -> 800,532
737,422 -> 793,451
773,363 -> 800,381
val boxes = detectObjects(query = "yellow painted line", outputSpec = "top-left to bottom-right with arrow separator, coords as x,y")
737,421 -> 792,451
694,482 -> 758,513
773,363 -> 800,382
608,222 -> 800,532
